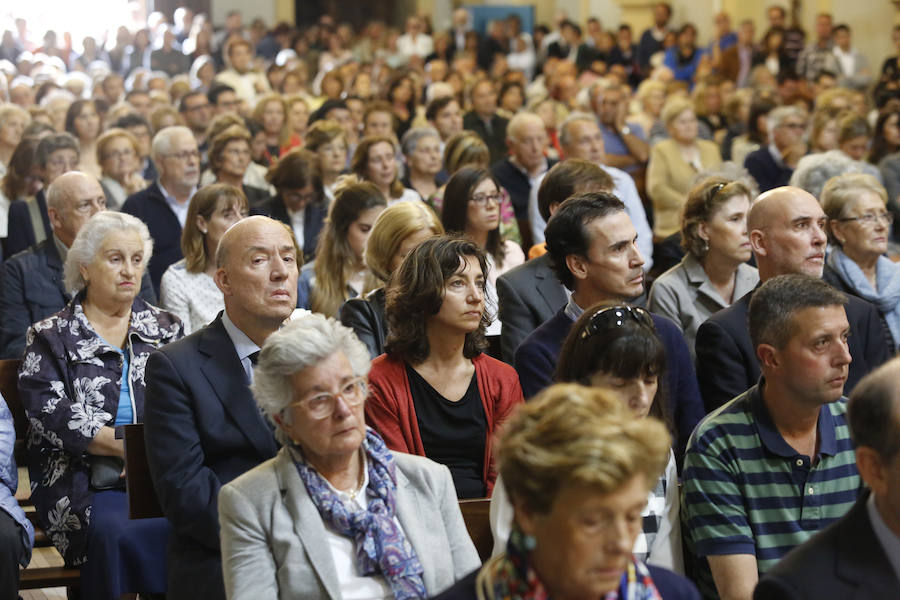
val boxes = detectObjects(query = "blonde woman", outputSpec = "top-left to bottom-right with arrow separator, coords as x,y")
628,79 -> 666,138
340,200 -> 444,358
96,128 -> 147,209
350,135 -> 420,204
304,119 -> 347,202
252,93 -> 300,165
299,178 -> 387,315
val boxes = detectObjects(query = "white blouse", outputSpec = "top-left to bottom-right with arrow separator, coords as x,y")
159,259 -> 225,334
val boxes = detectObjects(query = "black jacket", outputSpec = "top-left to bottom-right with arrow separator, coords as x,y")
339,287 -> 386,360
121,182 -> 184,295
252,194 -> 327,264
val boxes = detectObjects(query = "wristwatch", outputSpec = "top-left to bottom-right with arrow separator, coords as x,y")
620,125 -> 631,136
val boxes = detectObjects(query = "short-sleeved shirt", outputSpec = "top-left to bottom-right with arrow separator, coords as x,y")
682,379 -> 861,598
599,122 -> 647,174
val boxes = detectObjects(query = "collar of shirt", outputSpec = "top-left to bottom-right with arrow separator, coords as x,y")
221,308 -> 261,382
564,294 -> 584,322
52,233 -> 69,263
752,378 -> 840,459
509,155 -> 549,181
157,179 -> 196,227
867,491 -> 900,583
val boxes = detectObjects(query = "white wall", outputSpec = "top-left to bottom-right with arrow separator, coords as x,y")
210,0 -> 275,27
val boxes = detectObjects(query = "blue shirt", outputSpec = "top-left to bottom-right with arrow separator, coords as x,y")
115,350 -> 133,426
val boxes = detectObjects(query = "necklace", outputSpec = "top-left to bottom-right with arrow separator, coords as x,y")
341,451 -> 366,501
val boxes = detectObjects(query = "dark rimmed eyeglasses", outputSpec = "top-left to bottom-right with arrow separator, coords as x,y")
579,305 -> 655,339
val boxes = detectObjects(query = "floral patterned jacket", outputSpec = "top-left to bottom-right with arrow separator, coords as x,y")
17,293 -> 183,566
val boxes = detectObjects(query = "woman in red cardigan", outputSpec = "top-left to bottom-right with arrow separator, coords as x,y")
366,236 -> 523,498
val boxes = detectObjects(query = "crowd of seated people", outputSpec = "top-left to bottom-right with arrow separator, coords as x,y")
1,3 -> 900,599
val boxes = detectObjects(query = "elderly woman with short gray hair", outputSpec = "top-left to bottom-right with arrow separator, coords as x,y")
823,173 -> 900,350
18,210 -> 183,598
400,126 -> 444,202
218,313 -> 480,600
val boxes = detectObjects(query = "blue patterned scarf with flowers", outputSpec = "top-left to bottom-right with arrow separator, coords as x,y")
293,428 -> 427,600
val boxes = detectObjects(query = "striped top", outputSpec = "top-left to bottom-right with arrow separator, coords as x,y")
682,380 -> 861,598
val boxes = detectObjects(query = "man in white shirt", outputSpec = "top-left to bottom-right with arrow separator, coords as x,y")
396,16 -> 433,63
213,38 -> 269,108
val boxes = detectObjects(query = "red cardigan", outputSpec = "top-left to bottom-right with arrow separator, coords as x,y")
366,353 -> 524,496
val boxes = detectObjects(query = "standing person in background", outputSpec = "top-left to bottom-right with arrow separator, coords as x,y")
462,79 -> 508,166
638,2 -> 673,70
214,38 -> 269,108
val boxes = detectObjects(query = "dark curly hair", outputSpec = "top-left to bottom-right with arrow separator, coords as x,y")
384,236 -> 490,364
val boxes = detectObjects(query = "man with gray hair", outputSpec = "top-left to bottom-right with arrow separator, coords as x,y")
491,111 -> 557,249
744,106 -> 807,192
122,125 -> 199,293
144,215 -> 298,600
755,355 -> 900,598
0,171 -> 155,358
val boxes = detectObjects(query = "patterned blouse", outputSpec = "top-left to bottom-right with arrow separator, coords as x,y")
159,258 -> 224,335
18,294 -> 183,565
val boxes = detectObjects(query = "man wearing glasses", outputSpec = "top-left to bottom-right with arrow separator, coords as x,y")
514,191 -> 703,461
179,90 -> 213,160
144,216 -> 299,600
122,126 -> 200,294
744,106 -> 808,192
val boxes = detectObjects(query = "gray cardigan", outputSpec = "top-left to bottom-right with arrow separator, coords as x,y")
218,445 -> 481,600
648,253 -> 759,361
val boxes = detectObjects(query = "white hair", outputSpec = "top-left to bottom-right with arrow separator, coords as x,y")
252,313 -> 371,445
767,105 -> 806,132
507,111 -> 544,142
400,126 -> 440,157
425,81 -> 453,105
558,111 -> 599,148
150,125 -> 193,163
789,150 -> 865,200
63,211 -> 153,293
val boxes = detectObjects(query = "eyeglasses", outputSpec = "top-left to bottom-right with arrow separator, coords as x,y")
579,305 -> 655,340
837,211 -> 894,226
289,377 -> 368,419
780,121 -> 807,130
470,192 -> 502,205
184,103 -> 211,113
164,149 -> 200,162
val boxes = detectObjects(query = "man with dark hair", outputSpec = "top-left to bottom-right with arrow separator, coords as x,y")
497,159 -> 611,362
125,89 -> 152,119
179,90 -> 212,152
695,186 -> 889,412
426,96 -> 463,143
463,79 -> 508,165
637,2 -> 672,69
755,356 -> 900,598
207,83 -> 241,116
796,13 -> 838,82
546,20 -> 581,61
514,191 -> 703,459
684,273 -> 861,600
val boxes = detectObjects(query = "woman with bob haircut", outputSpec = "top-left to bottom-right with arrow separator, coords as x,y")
65,99 -> 103,178
299,177 -> 387,315
19,210 -> 183,598
252,92 -> 300,165
350,135 -> 420,204
441,166 -> 525,341
257,148 -> 329,263
218,313 -> 480,599
822,173 -> 900,349
96,127 -> 147,209
340,200 -> 444,359
304,119 -> 347,202
207,123 -> 272,207
433,383 -> 699,600
490,302 -> 684,574
366,236 -> 524,499
649,177 -> 759,359
160,183 -> 249,334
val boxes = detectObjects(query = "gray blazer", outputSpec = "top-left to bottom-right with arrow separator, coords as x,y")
648,253 -> 759,361
218,445 -> 481,600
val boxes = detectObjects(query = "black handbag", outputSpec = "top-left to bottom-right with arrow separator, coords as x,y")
90,456 -> 126,490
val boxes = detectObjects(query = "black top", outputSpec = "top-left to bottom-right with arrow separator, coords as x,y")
406,364 -> 486,499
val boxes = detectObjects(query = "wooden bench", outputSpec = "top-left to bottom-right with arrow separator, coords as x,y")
0,358 -> 82,590
458,497 -> 493,562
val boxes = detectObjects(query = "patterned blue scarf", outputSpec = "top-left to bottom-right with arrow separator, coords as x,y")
293,428 -> 427,600
827,247 -> 900,348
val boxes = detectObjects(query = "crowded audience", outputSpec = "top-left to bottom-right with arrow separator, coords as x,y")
2,3 -> 900,598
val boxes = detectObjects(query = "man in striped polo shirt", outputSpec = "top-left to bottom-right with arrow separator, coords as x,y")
682,274 -> 862,600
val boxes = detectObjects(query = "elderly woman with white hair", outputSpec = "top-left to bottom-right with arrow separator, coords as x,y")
17,211 -> 183,599
218,314 -> 480,600
400,126 -> 444,202
823,173 -> 900,350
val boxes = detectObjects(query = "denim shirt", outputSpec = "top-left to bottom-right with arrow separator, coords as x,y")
0,393 -> 34,566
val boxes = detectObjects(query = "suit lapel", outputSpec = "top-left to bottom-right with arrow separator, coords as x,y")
533,257 -> 567,315
277,448 -> 342,598
43,241 -> 69,301
835,493 -> 900,597
199,316 -> 278,459
392,466 -> 436,592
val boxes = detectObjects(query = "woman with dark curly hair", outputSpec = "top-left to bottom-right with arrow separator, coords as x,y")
365,236 -> 523,498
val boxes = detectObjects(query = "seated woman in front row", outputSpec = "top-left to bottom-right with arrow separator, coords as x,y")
19,211 -> 183,600
218,314 -> 480,600
489,302 -> 684,574
366,236 -> 524,498
434,383 -> 700,600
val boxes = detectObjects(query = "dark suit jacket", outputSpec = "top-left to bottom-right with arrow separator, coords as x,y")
242,184 -> 271,209
339,287 -> 386,360
754,492 -> 900,600
744,146 -> 794,193
695,288 -> 891,413
252,194 -> 326,263
121,182 -> 184,295
463,111 -> 508,167
496,254 -> 567,363
4,190 -> 51,257
144,315 -> 279,600
515,308 -> 705,462
0,239 -> 156,359
434,563 -> 701,600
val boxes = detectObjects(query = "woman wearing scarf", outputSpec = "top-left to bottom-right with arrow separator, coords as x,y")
433,383 -> 701,600
217,313 -> 480,600
822,173 -> 900,350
